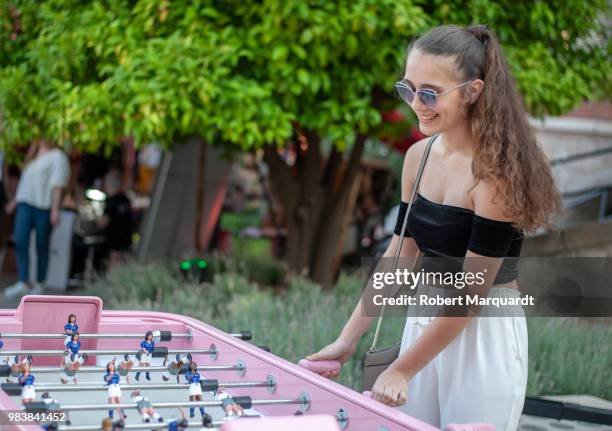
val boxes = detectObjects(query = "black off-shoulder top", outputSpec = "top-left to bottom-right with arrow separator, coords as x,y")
394,193 -> 523,284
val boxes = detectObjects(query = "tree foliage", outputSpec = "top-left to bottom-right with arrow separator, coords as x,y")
1,0 -> 609,155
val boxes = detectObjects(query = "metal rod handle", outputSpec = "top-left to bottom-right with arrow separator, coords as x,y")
58,421 -> 222,431
0,349 -> 213,356
0,333 -> 186,340
29,397 -> 304,412
19,380 -> 270,392
25,364 -> 241,374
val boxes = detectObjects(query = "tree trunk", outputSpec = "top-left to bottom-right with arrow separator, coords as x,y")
264,130 -> 366,286
310,134 -> 366,286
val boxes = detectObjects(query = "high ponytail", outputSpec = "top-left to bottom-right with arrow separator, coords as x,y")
411,25 -> 562,232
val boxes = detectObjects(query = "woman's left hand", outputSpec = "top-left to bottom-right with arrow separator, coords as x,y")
371,368 -> 408,407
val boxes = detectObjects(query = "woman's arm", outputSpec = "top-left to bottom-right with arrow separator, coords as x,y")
305,140 -> 429,375
50,151 -> 70,226
50,186 -> 64,226
339,138 -> 431,345
339,235 -> 421,344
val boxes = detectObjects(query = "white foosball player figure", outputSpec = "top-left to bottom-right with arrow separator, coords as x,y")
118,354 -> 135,384
215,387 -> 244,421
61,351 -> 87,384
62,332 -> 86,384
162,353 -> 191,383
7,355 -> 32,383
41,392 -> 61,410
131,390 -> 163,423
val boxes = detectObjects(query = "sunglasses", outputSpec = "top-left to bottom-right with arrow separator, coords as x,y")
394,80 -> 474,108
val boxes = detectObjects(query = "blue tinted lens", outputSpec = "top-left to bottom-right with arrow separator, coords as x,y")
395,83 -> 415,104
418,90 -> 437,107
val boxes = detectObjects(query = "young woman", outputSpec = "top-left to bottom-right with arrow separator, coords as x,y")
4,139 -> 70,299
307,24 -> 561,430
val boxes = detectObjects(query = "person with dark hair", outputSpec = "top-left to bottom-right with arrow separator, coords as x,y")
307,25 -> 562,429
97,169 -> 132,268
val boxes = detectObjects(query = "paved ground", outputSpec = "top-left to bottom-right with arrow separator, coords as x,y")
518,395 -> 612,430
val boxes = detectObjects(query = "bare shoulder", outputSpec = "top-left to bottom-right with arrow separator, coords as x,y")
400,137 -> 431,201
470,177 -> 512,222
403,137 -> 431,168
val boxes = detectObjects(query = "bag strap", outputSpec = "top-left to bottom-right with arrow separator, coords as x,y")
369,133 -> 438,351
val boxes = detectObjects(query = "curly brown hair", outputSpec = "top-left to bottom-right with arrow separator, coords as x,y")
410,25 -> 563,232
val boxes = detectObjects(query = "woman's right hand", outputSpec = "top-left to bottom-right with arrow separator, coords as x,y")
305,338 -> 357,378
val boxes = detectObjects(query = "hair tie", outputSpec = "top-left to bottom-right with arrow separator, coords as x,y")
467,25 -> 489,48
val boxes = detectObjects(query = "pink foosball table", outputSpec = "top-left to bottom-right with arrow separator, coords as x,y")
0,296 -> 493,430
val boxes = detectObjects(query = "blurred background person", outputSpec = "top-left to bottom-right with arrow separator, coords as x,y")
96,169 -> 133,269
3,140 -> 70,299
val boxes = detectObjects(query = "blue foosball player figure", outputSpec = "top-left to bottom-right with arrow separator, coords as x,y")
104,360 -> 126,420
135,331 -> 154,381
62,333 -> 87,384
64,314 -> 79,346
19,362 -> 35,404
185,362 -> 205,418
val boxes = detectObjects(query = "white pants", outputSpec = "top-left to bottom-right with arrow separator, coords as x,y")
397,286 -> 528,431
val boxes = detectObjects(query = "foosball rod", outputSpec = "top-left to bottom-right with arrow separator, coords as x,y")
57,421 -> 224,431
3,376 -> 276,393
27,392 -> 312,412
0,330 -> 252,341
0,361 -> 247,377
18,364 -> 244,374
0,347 -> 216,357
